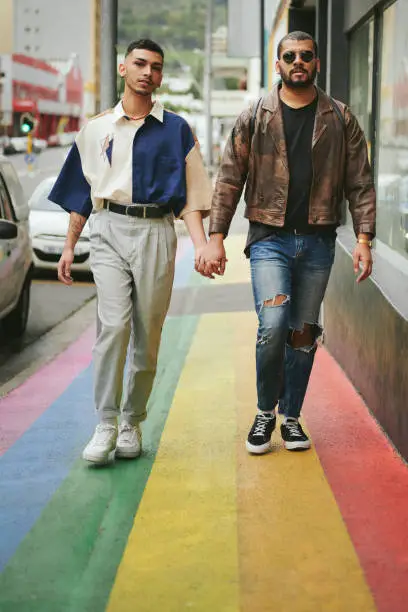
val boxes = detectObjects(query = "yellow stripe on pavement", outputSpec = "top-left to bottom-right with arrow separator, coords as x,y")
108,311 -> 375,611
107,315 -> 240,612
220,235 -> 251,285
233,313 -> 376,612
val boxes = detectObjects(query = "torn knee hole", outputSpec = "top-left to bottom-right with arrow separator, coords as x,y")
263,294 -> 289,307
288,324 -> 319,349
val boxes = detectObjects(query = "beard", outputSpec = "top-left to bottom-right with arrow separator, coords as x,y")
125,76 -> 154,97
280,65 -> 317,89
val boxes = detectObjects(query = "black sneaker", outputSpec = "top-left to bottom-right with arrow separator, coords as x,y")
246,412 -> 276,454
281,418 -> 311,451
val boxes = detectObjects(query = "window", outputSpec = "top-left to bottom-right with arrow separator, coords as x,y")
0,175 -> 15,222
377,0 -> 408,259
348,19 -> 374,227
349,19 -> 374,161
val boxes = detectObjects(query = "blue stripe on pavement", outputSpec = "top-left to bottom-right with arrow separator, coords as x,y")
0,366 -> 95,572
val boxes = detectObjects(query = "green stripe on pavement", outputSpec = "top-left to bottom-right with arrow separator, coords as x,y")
0,315 -> 199,612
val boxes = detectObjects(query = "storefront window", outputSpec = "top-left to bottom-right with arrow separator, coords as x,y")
348,19 -> 374,227
377,0 -> 408,259
349,19 -> 374,160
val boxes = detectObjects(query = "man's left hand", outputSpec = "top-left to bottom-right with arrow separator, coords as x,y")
353,243 -> 373,283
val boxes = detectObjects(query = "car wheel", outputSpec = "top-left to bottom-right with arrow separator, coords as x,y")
4,273 -> 31,336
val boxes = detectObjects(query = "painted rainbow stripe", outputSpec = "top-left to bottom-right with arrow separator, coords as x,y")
0,234 -> 407,611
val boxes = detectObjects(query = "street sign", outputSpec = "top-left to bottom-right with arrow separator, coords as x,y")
24,153 -> 36,165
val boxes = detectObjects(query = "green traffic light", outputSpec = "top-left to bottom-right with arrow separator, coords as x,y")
20,113 -> 34,134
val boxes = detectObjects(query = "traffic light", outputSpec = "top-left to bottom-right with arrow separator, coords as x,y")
20,113 -> 35,134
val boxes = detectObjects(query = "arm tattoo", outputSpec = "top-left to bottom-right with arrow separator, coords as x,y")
66,212 -> 87,248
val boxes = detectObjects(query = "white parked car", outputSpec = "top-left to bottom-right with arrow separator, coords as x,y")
0,156 -> 33,336
28,177 -> 91,272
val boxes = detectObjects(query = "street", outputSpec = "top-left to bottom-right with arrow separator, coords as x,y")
12,146 -> 70,199
0,147 -> 96,386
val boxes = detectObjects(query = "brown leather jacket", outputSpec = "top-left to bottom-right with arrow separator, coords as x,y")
209,84 -> 376,237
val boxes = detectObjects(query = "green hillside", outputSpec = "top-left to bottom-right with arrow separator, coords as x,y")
118,0 -> 227,52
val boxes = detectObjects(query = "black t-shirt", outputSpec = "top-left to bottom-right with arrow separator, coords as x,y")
245,96 -> 336,257
282,97 -> 317,228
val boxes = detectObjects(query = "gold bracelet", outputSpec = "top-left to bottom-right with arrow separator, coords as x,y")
357,238 -> 372,247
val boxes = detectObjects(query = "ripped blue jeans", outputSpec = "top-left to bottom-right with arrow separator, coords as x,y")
250,231 -> 335,418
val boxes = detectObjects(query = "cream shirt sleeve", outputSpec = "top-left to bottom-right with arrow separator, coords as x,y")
178,143 -> 212,219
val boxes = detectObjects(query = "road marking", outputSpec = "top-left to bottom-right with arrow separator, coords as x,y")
234,314 -> 376,612
0,315 -> 199,610
305,349 -> 408,612
17,166 -> 61,178
32,279 -> 95,286
107,315 -> 240,612
108,312 -> 375,611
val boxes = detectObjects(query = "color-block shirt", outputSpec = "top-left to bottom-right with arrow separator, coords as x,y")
49,100 -> 212,219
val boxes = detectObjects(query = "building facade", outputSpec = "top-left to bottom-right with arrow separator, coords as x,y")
0,52 -> 82,143
0,0 -> 100,118
262,0 -> 408,459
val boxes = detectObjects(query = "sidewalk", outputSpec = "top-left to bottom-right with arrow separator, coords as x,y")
1,231 -> 408,612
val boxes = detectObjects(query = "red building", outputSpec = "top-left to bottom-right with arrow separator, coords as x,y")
0,52 -> 83,144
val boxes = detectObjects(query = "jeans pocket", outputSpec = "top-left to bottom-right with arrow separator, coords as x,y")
317,234 -> 336,261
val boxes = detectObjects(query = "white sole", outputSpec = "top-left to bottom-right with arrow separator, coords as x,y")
82,449 -> 115,464
115,447 -> 142,459
284,440 -> 311,451
245,440 -> 272,455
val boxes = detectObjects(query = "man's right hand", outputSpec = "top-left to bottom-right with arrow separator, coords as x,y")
58,247 -> 74,285
195,234 -> 227,277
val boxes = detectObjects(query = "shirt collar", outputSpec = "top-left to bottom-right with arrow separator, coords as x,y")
112,99 -> 164,123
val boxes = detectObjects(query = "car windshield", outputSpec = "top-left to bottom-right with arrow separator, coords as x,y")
29,181 -> 62,212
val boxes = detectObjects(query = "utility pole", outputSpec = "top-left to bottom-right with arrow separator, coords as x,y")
203,0 -> 213,170
260,0 -> 265,91
100,0 -> 118,110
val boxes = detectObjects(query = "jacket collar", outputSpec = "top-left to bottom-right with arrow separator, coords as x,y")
261,82 -> 335,152
262,82 -> 334,115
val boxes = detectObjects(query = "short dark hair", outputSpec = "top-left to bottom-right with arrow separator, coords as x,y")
277,31 -> 318,59
125,39 -> 164,59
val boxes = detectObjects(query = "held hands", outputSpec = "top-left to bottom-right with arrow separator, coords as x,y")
194,236 -> 227,279
353,242 -> 373,283
58,247 -> 75,285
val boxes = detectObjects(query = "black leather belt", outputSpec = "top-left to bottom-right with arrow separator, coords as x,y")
274,227 -> 334,236
281,227 -> 318,235
103,200 -> 172,218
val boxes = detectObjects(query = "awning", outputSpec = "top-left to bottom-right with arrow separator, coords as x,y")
13,99 -> 37,113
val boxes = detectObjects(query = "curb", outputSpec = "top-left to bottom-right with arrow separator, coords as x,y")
0,297 -> 97,399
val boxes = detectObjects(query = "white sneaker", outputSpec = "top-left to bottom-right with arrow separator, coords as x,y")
116,422 -> 142,458
82,424 -> 118,464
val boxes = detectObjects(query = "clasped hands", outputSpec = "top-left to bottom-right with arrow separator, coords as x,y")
194,235 -> 227,279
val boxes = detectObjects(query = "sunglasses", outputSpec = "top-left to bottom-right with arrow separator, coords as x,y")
281,50 -> 315,64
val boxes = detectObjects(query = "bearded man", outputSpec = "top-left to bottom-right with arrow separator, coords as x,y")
198,31 -> 376,455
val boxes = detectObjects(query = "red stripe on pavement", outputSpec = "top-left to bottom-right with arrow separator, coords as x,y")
305,348 -> 408,612
0,327 -> 94,456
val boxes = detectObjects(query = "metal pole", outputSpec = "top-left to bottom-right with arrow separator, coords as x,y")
98,0 -> 118,335
203,0 -> 213,170
100,0 -> 118,110
260,0 -> 265,90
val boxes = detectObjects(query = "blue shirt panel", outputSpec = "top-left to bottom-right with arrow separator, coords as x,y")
48,143 -> 92,217
132,112 -> 195,216
48,110 -> 195,219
